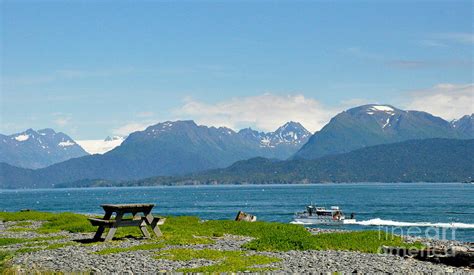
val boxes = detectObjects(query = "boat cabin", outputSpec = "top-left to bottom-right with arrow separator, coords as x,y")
306,205 -> 343,219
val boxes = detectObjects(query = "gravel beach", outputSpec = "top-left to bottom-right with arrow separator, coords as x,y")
1,220 -> 472,273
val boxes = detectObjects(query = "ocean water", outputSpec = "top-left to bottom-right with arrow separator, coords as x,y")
1,183 -> 473,242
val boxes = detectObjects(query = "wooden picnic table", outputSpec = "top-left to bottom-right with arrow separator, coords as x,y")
88,203 -> 165,241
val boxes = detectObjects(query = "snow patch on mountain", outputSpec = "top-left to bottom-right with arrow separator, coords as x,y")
58,140 -> 75,147
1,128 -> 89,169
369,105 -> 394,112
14,134 -> 30,142
237,121 -> 311,148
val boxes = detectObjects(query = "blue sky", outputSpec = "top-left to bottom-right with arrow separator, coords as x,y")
1,0 -> 473,139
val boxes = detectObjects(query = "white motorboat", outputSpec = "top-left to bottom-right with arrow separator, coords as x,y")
293,204 -> 356,225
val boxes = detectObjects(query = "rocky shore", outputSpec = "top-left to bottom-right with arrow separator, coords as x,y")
1,220 -> 472,273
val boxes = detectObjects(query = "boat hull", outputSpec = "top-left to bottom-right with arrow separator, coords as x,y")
293,217 -> 344,225
293,217 -> 356,225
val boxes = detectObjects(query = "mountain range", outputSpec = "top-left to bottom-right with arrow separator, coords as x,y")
0,129 -> 88,169
0,121 -> 310,188
0,104 -> 472,189
294,105 -> 473,159
98,138 -> 472,187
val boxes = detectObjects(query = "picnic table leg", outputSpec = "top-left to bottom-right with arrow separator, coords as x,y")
140,222 -> 151,239
93,211 -> 112,241
131,211 -> 151,238
104,212 -> 123,241
150,217 -> 163,237
144,211 -> 163,237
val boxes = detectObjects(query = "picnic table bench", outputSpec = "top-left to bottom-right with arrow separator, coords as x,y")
88,203 -> 165,241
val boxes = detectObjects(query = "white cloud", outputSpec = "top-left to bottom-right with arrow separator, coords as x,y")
404,83 -> 474,120
108,85 -> 473,138
174,93 -> 339,133
434,32 -> 474,45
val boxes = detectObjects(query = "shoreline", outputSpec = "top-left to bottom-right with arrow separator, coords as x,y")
1,181 -> 470,191
1,212 -> 472,273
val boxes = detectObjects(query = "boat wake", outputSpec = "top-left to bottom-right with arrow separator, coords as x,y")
344,218 -> 474,229
291,218 -> 474,229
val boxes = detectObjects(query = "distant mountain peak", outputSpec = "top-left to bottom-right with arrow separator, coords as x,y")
104,135 -> 124,142
451,114 -> 473,135
215,126 -> 236,135
272,121 -> 311,144
366,104 -> 395,113
37,128 -> 57,135
276,121 -> 306,132
150,120 -> 198,130
1,128 -> 88,169
347,104 -> 401,116
294,104 -> 471,160
234,122 -> 311,148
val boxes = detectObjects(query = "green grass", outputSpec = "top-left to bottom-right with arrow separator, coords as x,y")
35,213 -> 96,234
155,248 -> 280,272
0,211 -> 423,254
13,221 -> 32,227
0,211 -> 96,234
14,247 -> 42,254
0,211 -> 425,272
0,238 -> 30,246
0,251 -> 14,272
160,217 -> 423,253
22,241 -> 50,247
0,211 -> 58,222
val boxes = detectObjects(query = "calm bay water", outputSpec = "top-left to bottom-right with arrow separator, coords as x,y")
1,183 -> 473,242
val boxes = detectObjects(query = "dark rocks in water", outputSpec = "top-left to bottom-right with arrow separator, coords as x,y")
235,211 -> 257,222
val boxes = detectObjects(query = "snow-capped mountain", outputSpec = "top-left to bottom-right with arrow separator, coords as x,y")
76,136 -> 125,154
0,128 -> 88,169
0,121 -> 311,188
268,121 -> 312,146
451,114 -> 473,137
294,104 -> 470,159
123,120 -> 311,155
237,122 -> 311,153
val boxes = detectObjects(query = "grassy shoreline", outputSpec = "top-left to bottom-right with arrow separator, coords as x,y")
0,211 -> 423,272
